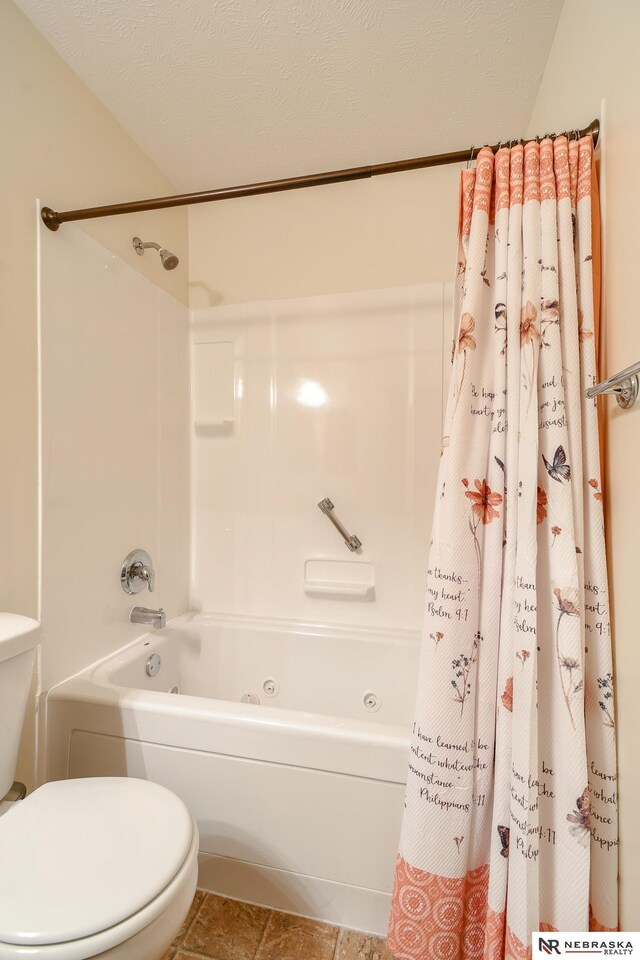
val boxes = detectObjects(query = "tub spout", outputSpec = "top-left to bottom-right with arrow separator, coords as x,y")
130,606 -> 166,629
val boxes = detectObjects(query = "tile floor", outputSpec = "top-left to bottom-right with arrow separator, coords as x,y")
163,890 -> 396,960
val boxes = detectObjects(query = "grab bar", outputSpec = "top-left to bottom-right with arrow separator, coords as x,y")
318,498 -> 362,552
585,360 -> 640,409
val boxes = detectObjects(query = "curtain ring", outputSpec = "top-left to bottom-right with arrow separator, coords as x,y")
467,146 -> 475,170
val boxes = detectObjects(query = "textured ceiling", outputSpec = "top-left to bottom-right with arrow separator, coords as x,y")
15,0 -> 563,192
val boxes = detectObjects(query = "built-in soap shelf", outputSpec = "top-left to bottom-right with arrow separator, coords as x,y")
192,340 -> 235,430
304,559 -> 375,600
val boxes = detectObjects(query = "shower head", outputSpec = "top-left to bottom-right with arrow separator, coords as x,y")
159,248 -> 179,271
132,236 -> 179,270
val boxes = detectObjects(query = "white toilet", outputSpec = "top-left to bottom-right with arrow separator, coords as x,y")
0,614 -> 199,960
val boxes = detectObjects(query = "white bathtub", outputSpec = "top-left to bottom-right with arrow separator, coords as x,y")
45,613 -> 419,934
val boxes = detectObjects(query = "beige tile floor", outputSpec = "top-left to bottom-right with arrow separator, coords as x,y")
163,890 -> 396,960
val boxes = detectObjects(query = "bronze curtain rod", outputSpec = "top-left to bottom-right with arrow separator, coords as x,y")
41,118 -> 599,232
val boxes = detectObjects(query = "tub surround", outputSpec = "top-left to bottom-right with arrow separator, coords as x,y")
191,284 -> 449,631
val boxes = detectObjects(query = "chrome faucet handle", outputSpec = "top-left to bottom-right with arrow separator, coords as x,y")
121,549 -> 156,595
132,562 -> 155,592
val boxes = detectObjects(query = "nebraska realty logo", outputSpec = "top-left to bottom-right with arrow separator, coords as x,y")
534,934 -> 639,957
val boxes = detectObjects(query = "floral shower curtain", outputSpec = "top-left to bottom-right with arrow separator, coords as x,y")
388,136 -> 618,960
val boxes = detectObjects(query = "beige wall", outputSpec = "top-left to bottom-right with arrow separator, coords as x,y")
528,0 -> 639,929
188,163 -> 459,307
0,0 -> 189,787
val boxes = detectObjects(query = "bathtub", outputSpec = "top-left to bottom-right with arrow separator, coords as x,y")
45,613 -> 419,934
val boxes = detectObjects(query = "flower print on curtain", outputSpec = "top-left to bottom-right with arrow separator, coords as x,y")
387,136 -> 618,960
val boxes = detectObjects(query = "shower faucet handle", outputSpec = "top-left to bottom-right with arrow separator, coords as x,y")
121,549 -> 156,594
132,561 -> 155,592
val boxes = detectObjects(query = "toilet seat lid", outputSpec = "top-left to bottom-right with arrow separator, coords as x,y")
0,777 -> 194,946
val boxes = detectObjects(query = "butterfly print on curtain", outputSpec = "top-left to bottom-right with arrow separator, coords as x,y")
543,445 -> 571,483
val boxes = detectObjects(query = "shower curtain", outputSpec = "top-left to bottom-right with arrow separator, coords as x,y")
388,136 -> 618,960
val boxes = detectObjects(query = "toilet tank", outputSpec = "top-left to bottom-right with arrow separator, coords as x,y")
0,615 -> 40,799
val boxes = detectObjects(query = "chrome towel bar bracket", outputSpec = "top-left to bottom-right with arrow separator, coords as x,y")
318,498 -> 362,552
586,360 -> 640,409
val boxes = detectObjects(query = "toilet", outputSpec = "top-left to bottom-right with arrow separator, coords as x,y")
0,614 -> 199,960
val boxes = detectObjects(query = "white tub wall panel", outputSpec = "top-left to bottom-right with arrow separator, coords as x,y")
190,284 -> 445,629
264,288 -> 430,625
190,302 -> 250,612
192,342 -> 235,426
197,853 -> 392,936
67,732 -> 404,894
192,286 -> 438,624
157,286 -> 191,621
40,227 -> 190,691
